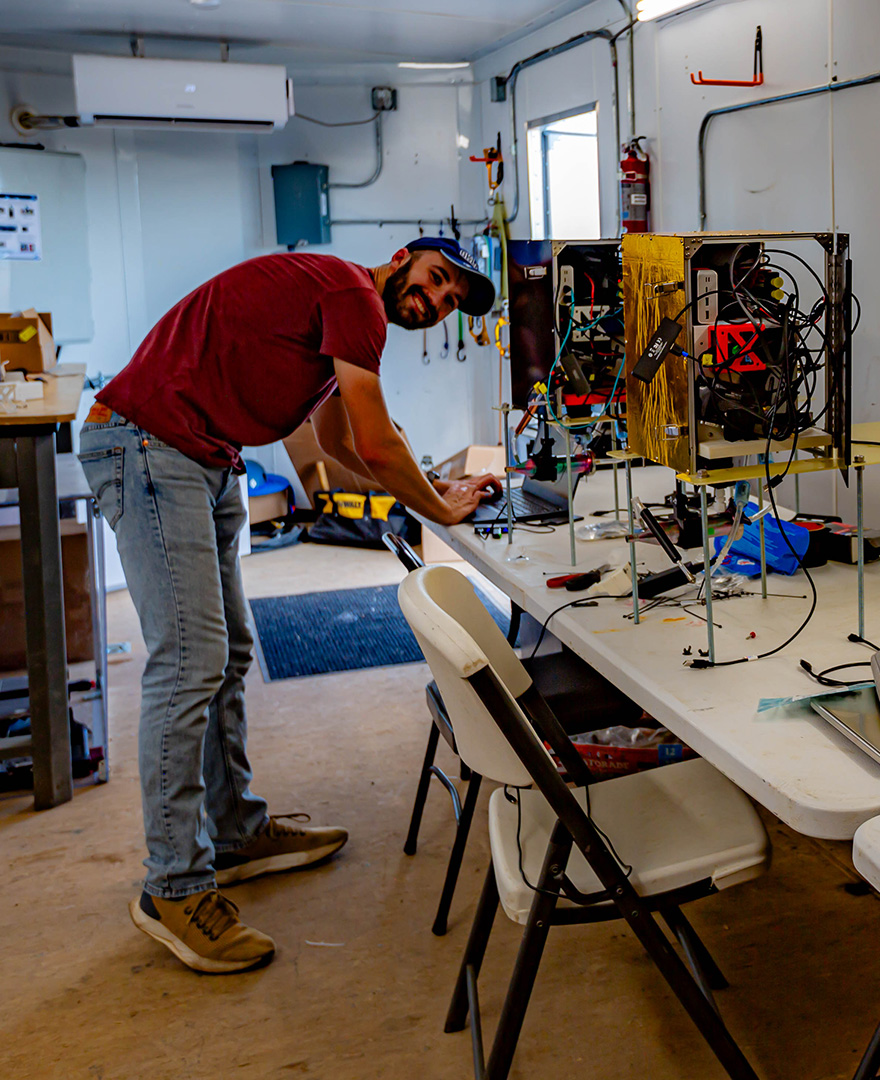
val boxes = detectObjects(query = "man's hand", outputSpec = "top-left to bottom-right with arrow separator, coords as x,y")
432,474 -> 502,499
433,474 -> 503,525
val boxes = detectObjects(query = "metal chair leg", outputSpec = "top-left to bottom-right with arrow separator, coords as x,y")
663,905 -> 729,991
854,1020 -> 880,1080
483,825 -> 570,1080
629,913 -> 758,1078
404,722 -> 441,855
661,907 -> 721,1013
446,864 -> 499,1033
465,964 -> 486,1080
433,772 -> 483,936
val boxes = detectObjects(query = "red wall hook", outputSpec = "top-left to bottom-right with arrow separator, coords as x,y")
691,25 -> 763,87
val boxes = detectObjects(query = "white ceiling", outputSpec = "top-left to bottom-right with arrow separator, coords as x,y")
0,0 -> 603,69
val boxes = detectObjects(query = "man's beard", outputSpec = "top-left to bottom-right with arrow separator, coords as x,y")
382,264 -> 438,329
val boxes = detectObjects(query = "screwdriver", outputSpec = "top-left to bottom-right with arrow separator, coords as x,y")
546,563 -> 611,590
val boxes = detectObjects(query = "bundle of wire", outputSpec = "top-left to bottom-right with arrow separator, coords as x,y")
691,245 -> 837,444
689,247 -> 860,669
546,304 -> 626,430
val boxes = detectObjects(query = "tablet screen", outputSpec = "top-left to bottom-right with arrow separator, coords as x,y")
811,687 -> 880,763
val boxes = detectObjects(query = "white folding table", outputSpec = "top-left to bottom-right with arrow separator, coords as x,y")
421,464 -> 880,840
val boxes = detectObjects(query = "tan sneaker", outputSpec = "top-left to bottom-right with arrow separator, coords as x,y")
214,813 -> 348,886
129,889 -> 275,973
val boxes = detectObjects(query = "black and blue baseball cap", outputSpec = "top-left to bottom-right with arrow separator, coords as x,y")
406,237 -> 496,316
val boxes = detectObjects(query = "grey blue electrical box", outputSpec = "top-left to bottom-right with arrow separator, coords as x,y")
271,161 -> 331,247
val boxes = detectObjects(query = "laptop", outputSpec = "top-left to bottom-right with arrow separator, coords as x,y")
810,687 -> 880,766
470,470 -> 584,525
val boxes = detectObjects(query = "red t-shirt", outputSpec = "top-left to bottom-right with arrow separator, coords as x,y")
98,253 -> 387,470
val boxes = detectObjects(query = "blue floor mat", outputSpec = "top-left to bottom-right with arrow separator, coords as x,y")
250,582 -> 509,681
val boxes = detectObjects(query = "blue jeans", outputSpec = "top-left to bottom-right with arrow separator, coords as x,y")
79,414 -> 268,898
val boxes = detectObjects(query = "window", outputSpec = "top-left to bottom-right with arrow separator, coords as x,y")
527,106 -> 600,241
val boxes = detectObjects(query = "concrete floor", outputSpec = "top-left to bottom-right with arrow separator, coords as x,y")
2,541 -> 880,1080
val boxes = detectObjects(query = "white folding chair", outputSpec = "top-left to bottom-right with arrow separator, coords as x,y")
398,564 -> 771,1080
851,817 -> 880,1079
383,531 -> 642,936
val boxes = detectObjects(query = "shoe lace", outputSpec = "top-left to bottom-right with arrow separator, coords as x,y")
188,890 -> 241,942
264,812 -> 311,839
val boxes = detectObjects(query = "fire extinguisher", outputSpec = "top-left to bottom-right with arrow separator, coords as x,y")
620,136 -> 650,233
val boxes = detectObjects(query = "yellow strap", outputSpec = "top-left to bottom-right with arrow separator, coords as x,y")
369,494 -> 397,522
494,312 -> 509,360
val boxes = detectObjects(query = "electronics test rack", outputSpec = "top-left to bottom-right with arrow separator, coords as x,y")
615,230 -> 874,661
524,231 -> 874,663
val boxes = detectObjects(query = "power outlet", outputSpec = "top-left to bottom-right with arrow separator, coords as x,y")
558,264 -> 574,305
695,269 -> 718,324
572,304 -> 613,341
371,86 -> 398,111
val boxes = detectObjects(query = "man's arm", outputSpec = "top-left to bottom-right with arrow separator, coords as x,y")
311,394 -> 376,481
329,359 -> 492,526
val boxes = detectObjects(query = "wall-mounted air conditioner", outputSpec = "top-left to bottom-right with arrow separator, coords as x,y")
72,55 -> 294,133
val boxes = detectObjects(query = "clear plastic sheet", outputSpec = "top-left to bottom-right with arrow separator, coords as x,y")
576,520 -> 641,542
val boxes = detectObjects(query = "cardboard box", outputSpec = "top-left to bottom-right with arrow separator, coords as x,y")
282,401 -> 377,508
0,520 -> 93,672
248,490 -> 289,525
423,444 -> 506,564
435,444 -> 505,483
421,526 -> 462,564
0,310 -> 56,374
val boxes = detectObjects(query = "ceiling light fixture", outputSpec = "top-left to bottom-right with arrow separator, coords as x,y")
190,0 -> 222,9
636,0 -> 704,21
397,62 -> 470,70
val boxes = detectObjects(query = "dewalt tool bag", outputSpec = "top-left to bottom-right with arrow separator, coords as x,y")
307,490 -> 420,549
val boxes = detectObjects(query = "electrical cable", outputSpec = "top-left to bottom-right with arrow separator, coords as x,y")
548,307 -> 624,429
689,408 -> 818,670
528,595 -> 615,660
507,782 -> 632,897
800,633 -> 880,687
799,660 -> 871,688
293,111 -> 379,127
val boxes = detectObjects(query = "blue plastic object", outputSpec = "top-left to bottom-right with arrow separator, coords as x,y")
244,459 -> 291,499
713,501 -> 809,576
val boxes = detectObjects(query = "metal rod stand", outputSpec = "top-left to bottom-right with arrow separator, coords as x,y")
565,424 -> 575,567
626,459 -> 639,625
857,456 -> 866,640
700,485 -> 716,663
502,403 -> 513,545
758,470 -> 768,600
